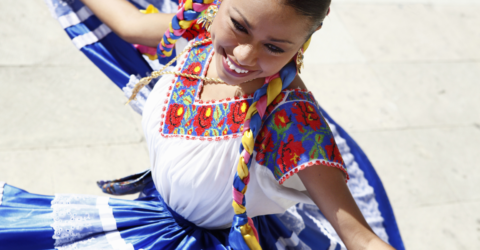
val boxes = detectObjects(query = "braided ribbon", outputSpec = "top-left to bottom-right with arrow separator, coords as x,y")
229,36 -> 313,249
157,0 -> 214,58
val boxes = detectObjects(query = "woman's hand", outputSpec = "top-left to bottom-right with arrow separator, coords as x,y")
80,0 -> 174,47
298,165 -> 395,250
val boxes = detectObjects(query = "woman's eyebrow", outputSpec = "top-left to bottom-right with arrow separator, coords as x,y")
232,7 -> 294,45
233,7 -> 252,29
269,38 -> 294,45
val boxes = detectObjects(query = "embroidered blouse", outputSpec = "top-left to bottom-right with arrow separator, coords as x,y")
141,38 -> 347,230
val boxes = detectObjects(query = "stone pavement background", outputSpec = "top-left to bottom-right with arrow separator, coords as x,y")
1,0 -> 479,249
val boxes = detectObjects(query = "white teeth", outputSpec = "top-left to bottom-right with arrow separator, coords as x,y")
226,57 -> 249,74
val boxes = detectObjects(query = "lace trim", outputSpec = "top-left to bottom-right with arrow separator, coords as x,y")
50,194 -> 130,249
328,121 -> 390,244
56,231 -> 134,250
123,75 -> 154,115
0,182 -> 5,206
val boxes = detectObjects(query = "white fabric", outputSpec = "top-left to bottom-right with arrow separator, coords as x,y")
330,121 -> 389,243
57,6 -> 93,29
51,195 -> 132,250
0,181 -> 5,206
131,0 -> 179,13
72,24 -> 111,49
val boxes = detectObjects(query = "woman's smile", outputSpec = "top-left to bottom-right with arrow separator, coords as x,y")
221,52 -> 258,78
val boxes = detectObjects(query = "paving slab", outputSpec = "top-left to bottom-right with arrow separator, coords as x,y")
304,8 -> 367,64
336,4 -> 480,62
371,62 -> 480,127
395,201 -> 478,250
351,126 -> 480,248
0,0 -> 84,66
334,0 -> 480,3
350,128 -> 459,210
0,143 -> 149,200
302,63 -> 407,132
0,66 -> 143,150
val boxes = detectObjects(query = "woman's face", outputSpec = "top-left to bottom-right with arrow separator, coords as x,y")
210,0 -> 313,86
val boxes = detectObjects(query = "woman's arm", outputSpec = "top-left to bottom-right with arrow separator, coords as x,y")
80,0 -> 175,47
298,166 -> 395,250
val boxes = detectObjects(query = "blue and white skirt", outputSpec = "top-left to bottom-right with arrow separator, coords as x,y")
1,179 -> 354,250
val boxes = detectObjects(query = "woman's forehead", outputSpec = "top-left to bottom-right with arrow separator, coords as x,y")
225,0 -> 311,42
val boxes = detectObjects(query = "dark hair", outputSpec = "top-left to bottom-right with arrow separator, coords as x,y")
283,0 -> 331,35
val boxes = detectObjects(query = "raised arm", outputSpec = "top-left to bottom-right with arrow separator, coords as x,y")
80,0 -> 175,47
298,166 -> 395,250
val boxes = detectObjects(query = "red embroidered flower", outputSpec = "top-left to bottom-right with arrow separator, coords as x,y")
255,126 -> 275,165
227,101 -> 248,133
325,137 -> 344,165
276,134 -> 306,173
165,104 -> 185,131
274,109 -> 290,129
193,105 -> 213,135
267,92 -> 286,114
181,62 -> 202,88
291,102 -> 322,131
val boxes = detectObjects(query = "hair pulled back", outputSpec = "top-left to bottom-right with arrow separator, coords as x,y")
283,0 -> 331,35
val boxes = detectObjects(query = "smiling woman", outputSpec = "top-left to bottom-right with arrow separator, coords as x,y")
0,0 -> 404,249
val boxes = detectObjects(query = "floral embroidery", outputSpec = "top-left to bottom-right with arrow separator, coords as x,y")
166,103 -> 185,131
255,126 -> 275,166
267,92 -> 286,114
291,102 -> 322,131
227,101 -> 248,133
325,137 -> 344,165
193,105 -> 214,135
160,38 -> 253,139
254,90 -> 347,184
181,62 -> 203,88
276,134 -> 306,173
274,109 -> 290,129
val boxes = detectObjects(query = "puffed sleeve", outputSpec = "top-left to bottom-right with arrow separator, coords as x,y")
254,92 -> 349,185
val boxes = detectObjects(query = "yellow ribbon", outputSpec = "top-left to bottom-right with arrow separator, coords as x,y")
240,224 -> 262,250
241,130 -> 254,154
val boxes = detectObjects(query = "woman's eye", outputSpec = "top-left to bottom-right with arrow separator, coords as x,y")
231,18 -> 248,34
265,44 -> 284,54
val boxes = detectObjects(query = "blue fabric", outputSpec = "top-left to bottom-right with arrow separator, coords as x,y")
0,185 -> 55,249
319,107 -> 405,250
0,181 -> 333,250
54,0 -> 178,90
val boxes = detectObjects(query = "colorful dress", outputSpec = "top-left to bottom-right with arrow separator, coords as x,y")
0,1 -> 404,249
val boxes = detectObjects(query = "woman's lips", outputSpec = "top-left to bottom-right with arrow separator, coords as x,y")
221,54 -> 256,78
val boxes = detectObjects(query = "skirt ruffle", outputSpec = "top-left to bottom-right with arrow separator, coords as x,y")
0,182 -> 329,250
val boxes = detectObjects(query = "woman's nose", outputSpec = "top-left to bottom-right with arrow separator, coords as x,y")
232,44 -> 257,67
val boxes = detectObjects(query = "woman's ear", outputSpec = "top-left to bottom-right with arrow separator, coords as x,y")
314,22 -> 324,32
